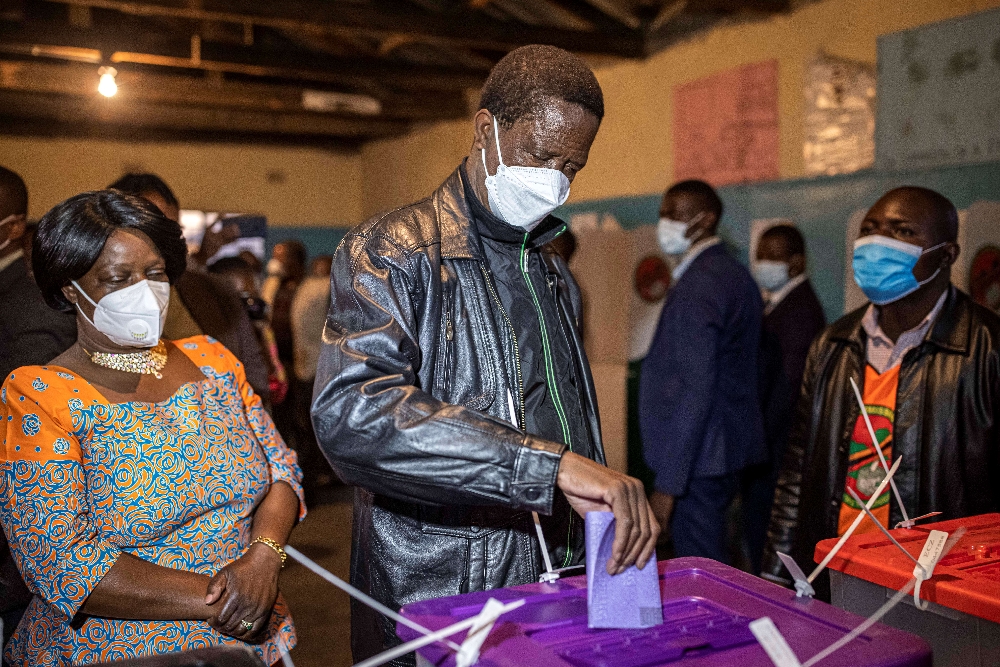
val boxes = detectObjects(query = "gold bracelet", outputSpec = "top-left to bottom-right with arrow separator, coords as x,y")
251,536 -> 287,568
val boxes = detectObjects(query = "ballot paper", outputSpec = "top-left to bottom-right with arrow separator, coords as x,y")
585,511 -> 663,629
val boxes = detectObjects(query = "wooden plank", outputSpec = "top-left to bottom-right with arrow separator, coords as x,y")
0,88 -> 409,139
0,59 -> 467,120
42,0 -> 646,57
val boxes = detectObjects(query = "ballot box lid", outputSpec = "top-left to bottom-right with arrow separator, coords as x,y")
815,512 -> 1000,624
398,557 -> 930,667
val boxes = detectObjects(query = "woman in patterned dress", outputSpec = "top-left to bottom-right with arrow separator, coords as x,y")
0,190 -> 305,666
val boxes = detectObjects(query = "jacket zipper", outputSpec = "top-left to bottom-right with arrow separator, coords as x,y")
520,234 -> 575,568
479,265 -> 525,428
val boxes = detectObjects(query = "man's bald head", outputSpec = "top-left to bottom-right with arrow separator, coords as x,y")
878,186 -> 958,245
0,166 -> 28,220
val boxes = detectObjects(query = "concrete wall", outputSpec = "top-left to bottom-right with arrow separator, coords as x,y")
0,136 -> 363,226
357,0 -> 1000,220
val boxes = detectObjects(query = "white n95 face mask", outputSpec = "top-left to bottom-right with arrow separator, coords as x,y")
72,279 -> 170,347
657,213 -> 704,256
482,116 -> 571,232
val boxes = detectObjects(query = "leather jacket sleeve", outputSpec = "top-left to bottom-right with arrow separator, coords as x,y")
762,332 -> 828,584
311,230 -> 566,513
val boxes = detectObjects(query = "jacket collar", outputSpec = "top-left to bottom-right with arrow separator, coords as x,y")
830,286 -> 970,355
434,167 -> 481,260
434,162 -> 566,260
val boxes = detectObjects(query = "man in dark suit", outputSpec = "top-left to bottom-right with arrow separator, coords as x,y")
742,224 -> 826,574
0,165 -> 76,660
108,174 -> 271,403
640,179 -> 766,563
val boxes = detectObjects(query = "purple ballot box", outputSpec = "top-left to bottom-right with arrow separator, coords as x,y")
398,557 -> 931,667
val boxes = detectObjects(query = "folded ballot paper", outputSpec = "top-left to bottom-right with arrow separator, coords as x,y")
586,511 -> 663,629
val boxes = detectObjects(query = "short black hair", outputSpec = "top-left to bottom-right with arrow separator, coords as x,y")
208,256 -> 254,278
760,224 -> 806,257
479,45 -> 604,129
274,240 -> 307,270
667,179 -> 723,220
33,190 -> 187,313
108,173 -> 178,211
886,186 -> 959,243
0,165 -> 28,217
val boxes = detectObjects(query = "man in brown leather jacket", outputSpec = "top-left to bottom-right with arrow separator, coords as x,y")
313,45 -> 657,663
764,187 -> 1000,599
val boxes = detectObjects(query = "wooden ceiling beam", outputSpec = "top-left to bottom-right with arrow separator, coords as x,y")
0,88 -> 410,140
40,0 -> 646,57
0,19 -> 491,92
0,59 -> 468,121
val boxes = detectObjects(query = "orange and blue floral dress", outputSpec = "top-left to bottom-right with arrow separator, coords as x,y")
0,336 -> 305,667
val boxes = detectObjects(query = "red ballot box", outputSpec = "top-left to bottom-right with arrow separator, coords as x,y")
815,513 -> 1000,667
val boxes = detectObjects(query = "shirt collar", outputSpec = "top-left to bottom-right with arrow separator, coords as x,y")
671,236 -> 721,281
0,249 -> 24,275
862,287 -> 950,347
765,273 -> 808,315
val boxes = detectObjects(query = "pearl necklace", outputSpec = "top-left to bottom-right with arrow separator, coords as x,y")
84,340 -> 168,379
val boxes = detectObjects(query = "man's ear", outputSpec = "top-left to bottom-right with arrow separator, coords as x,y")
943,242 -> 960,268
3,216 -> 27,243
472,109 -> 493,152
703,211 -> 720,236
788,253 -> 806,278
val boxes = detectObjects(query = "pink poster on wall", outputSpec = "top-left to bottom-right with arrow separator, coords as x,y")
673,60 -> 779,187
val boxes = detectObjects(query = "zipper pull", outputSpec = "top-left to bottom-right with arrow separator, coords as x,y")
446,317 -> 454,341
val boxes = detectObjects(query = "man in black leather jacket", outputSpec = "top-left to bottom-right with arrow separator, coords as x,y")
764,187 -> 1000,599
312,45 -> 658,663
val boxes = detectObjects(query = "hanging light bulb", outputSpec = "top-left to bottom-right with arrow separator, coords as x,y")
97,66 -> 118,97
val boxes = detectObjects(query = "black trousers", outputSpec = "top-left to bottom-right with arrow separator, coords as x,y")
671,473 -> 739,563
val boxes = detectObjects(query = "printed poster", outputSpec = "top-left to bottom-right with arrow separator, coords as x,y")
674,60 -> 779,187
876,7 -> 1000,170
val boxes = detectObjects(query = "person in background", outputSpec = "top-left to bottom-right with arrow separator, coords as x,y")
108,174 -> 270,401
209,257 -> 289,407
765,187 -> 1000,599
1,189 -> 304,666
290,255 -> 334,495
742,224 -> 825,574
0,167 -> 77,653
262,240 -> 306,450
312,45 -> 657,662
640,179 -> 766,563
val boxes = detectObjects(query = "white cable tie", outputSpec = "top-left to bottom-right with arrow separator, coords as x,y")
807,456 -> 902,584
750,617 -> 803,667
850,378 -> 910,523
353,598 -> 525,667
283,544 -> 462,652
845,487 -> 921,570
896,512 -> 942,529
911,528 -> 963,611
776,552 -> 815,598
456,598 -> 507,667
800,527 -> 966,667
532,511 -> 559,583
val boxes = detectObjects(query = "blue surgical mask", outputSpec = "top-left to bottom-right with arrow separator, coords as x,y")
852,236 -> 947,306
753,260 -> 790,292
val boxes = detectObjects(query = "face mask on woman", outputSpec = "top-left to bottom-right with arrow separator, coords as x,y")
71,279 -> 170,347
852,235 -> 947,306
753,260 -> 791,292
482,116 -> 571,232
657,212 -> 704,256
